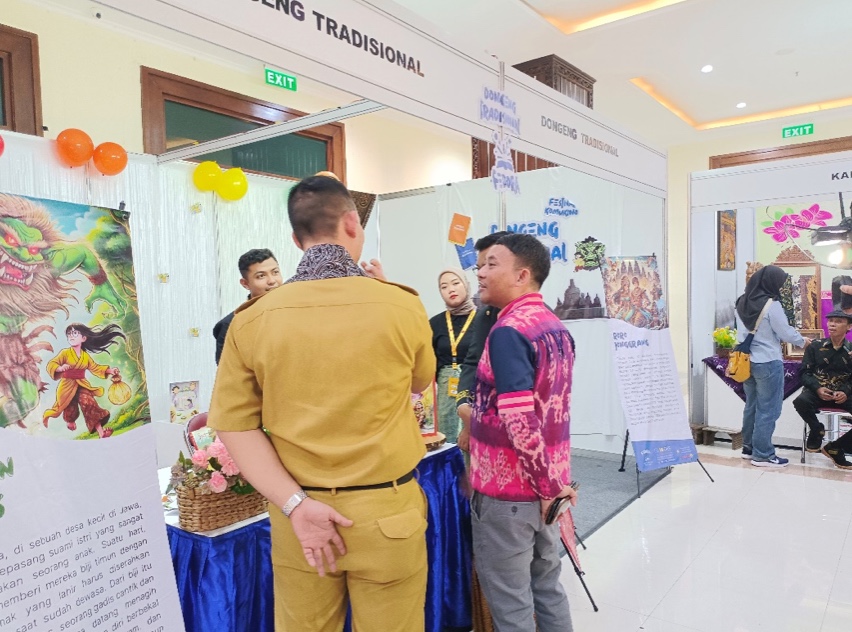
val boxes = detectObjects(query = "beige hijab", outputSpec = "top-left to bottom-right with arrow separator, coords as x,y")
438,267 -> 476,316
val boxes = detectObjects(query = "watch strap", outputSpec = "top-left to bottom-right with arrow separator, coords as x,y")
282,490 -> 308,517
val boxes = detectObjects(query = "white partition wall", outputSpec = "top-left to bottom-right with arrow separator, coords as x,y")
378,165 -> 667,454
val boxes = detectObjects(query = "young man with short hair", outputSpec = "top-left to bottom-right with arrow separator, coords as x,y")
793,309 -> 852,469
213,248 -> 282,364
469,233 -> 576,632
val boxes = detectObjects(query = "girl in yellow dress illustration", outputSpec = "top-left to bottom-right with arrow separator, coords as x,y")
42,323 -> 125,438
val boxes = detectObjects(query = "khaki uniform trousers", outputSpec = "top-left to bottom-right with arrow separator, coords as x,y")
269,478 -> 429,632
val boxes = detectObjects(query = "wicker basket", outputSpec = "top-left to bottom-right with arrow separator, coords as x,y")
176,484 -> 267,532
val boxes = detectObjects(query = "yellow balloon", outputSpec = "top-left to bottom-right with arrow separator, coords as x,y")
192,161 -> 222,192
216,167 -> 249,201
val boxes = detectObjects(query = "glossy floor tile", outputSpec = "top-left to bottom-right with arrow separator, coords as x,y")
560,454 -> 852,631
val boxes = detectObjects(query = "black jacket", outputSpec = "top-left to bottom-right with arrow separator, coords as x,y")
455,306 -> 499,408
213,312 -> 235,365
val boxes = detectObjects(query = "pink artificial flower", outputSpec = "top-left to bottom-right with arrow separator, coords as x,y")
799,204 -> 832,227
221,460 -> 240,476
208,471 -> 228,493
206,439 -> 229,460
191,449 -> 210,469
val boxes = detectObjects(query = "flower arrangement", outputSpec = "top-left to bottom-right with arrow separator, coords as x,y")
169,437 -> 256,496
713,327 -> 737,349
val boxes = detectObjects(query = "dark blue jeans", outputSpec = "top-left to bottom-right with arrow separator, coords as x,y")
741,360 -> 784,461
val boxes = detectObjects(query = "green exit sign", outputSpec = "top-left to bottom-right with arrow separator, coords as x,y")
782,124 -> 814,139
265,68 -> 297,91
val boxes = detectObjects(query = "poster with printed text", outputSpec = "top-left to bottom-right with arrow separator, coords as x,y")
0,193 -> 149,440
0,425 -> 185,631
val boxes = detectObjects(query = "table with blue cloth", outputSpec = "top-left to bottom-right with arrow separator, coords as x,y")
166,445 -> 472,632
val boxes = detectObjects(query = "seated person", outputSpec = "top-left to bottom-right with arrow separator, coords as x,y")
793,310 -> 852,458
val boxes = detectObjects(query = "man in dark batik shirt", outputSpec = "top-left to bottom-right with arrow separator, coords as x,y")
793,310 -> 852,469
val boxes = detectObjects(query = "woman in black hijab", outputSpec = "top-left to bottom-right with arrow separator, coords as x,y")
735,265 -> 808,467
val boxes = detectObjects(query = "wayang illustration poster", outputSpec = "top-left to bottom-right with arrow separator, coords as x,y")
601,255 -> 668,330
0,193 -> 149,439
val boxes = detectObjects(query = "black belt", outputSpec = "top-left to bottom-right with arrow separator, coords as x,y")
302,469 -> 416,492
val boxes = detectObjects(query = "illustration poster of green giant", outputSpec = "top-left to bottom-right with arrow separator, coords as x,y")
0,193 -> 149,439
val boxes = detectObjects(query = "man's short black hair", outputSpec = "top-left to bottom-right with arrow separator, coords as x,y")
496,233 -> 551,288
287,176 -> 355,243
475,231 -> 511,252
238,248 -> 276,278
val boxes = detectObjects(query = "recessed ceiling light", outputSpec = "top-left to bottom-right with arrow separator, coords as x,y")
701,65 -> 713,73
736,102 -> 747,109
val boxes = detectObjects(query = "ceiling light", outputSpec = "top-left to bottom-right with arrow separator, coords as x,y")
701,65 -> 713,73
736,102 -> 747,109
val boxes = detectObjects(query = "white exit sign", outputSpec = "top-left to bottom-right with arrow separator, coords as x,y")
782,124 -> 814,139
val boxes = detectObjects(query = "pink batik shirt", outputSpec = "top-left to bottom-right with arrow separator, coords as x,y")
469,293 -> 574,502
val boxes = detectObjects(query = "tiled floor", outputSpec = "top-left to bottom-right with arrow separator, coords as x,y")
560,445 -> 852,631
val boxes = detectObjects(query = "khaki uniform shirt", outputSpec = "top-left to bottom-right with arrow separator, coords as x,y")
208,275 -> 435,488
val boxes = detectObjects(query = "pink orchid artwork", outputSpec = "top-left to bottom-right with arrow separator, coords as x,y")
799,204 -> 832,227
762,204 -> 833,243
764,215 -> 799,243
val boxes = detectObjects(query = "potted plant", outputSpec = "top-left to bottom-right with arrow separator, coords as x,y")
713,327 -> 737,358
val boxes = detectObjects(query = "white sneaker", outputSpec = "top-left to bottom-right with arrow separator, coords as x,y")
750,456 -> 789,468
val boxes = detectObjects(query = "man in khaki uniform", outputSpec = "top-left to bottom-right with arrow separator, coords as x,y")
208,176 -> 435,632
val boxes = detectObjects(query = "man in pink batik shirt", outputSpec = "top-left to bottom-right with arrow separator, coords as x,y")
469,233 -> 576,632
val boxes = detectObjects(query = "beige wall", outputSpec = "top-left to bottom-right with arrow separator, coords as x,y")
0,0 -> 471,193
667,117 -> 852,387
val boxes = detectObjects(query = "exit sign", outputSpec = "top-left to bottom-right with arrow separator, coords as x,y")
782,124 -> 814,139
265,68 -> 297,91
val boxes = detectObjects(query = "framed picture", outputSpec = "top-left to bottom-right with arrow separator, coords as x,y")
772,255 -> 821,331
412,382 -> 439,437
783,329 -> 824,359
717,210 -> 736,271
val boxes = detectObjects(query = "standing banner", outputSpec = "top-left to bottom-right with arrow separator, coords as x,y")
0,425 -> 184,631
0,193 -> 149,438
602,256 -> 696,471
608,318 -> 698,471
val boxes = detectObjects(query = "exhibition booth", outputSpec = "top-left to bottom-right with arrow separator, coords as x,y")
689,149 -> 852,448
0,1 -> 684,631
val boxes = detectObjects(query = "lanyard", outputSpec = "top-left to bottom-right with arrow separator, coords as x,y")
446,309 -> 476,368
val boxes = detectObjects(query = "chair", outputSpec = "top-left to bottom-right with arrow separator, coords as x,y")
184,412 -> 209,452
801,408 -> 844,464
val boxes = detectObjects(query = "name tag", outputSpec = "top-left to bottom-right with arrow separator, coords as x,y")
447,376 -> 459,398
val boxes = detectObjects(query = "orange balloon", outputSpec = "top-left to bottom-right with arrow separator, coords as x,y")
93,142 -> 128,176
56,129 -> 94,168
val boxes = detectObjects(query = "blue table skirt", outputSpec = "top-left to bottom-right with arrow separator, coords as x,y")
167,446 -> 472,632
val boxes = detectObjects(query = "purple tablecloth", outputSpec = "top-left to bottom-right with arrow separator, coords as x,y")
702,356 -> 802,402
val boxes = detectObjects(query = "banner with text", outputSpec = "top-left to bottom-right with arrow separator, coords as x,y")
0,426 -> 184,632
609,319 -> 698,472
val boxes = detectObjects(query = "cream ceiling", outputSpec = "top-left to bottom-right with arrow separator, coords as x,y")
393,0 -> 852,147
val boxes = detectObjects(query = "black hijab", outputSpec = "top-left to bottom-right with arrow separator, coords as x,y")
735,265 -> 789,331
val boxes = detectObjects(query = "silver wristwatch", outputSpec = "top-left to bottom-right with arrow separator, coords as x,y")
282,490 -> 308,518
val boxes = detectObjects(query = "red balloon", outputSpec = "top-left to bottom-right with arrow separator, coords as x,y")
0,135 -> 5,158
92,142 -> 128,176
56,129 -> 94,168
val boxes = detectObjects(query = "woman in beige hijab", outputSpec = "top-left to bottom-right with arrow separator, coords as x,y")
428,267 -> 477,444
